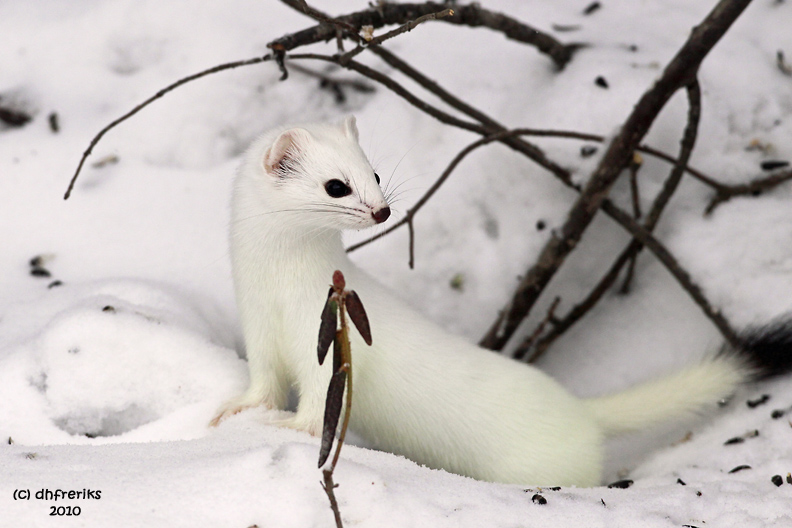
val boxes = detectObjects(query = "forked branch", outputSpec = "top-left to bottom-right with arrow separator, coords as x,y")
479,0 -> 752,351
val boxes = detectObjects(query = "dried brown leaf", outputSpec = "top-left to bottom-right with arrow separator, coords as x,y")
345,290 -> 372,345
318,370 -> 347,468
317,293 -> 337,365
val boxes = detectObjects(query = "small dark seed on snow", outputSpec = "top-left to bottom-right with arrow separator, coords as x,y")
29,256 -> 44,267
30,267 -> 51,278
728,465 -> 752,474
747,394 -> 770,408
771,409 -> 786,419
583,2 -> 601,15
47,280 -> 62,289
595,76 -> 609,89
607,479 -> 633,489
724,436 -> 744,445
102,305 -> 115,313
786,473 -> 792,484
677,478 -> 687,486
760,160 -> 790,171
580,145 -> 598,158
536,220 -> 546,231
531,494 -> 547,505
696,491 -> 702,497
772,475 -> 784,486
547,487 -> 561,491
48,112 -> 60,133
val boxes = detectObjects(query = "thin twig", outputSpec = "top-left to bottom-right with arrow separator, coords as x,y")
705,168 -> 792,214
346,129 -> 543,255
321,471 -> 343,528
620,153 -> 644,293
337,8 -> 455,65
512,297 -> 561,360
63,54 -> 272,199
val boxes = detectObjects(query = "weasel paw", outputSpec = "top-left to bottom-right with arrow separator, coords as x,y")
210,392 -> 273,427
209,404 -> 252,427
271,416 -> 322,437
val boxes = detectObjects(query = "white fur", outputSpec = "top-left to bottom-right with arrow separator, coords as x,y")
212,117 -> 751,486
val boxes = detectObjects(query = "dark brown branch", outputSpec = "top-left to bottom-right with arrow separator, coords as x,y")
519,81 -> 705,361
273,1 -> 578,69
479,0 -> 752,351
601,202 -> 742,349
286,0 -> 361,41
63,54 -> 272,200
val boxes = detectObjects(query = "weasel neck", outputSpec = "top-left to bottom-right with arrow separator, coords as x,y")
234,212 -> 351,288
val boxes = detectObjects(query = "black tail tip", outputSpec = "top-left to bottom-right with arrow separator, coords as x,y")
734,318 -> 792,381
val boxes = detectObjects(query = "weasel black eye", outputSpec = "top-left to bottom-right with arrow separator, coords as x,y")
325,179 -> 352,198
374,173 -> 381,185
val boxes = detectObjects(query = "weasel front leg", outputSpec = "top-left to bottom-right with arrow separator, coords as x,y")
269,360 -> 329,437
210,330 -> 290,426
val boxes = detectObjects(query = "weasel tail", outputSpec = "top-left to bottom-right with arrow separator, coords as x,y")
585,323 -> 792,436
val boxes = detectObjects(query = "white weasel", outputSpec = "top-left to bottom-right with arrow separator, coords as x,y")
212,116 -> 788,486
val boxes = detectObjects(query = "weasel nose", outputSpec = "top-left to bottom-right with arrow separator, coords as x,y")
372,207 -> 391,224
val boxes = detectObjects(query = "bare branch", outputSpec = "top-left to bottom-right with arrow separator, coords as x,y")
479,0 -> 752,351
273,1 -> 578,69
520,81 -> 706,360
601,201 -> 742,349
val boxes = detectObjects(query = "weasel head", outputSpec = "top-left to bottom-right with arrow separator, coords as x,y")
242,116 -> 390,231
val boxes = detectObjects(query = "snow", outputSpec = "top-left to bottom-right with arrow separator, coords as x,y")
2,0 -> 792,526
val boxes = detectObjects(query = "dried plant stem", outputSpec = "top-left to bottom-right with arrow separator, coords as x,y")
321,304 -> 353,528
321,470 -> 343,528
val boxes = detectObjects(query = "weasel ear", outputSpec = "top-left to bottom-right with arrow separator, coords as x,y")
341,116 -> 359,142
263,128 -> 311,176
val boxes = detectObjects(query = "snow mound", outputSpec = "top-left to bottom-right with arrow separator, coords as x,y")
0,279 -> 246,445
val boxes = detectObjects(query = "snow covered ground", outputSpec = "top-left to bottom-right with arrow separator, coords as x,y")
2,0 -> 792,526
